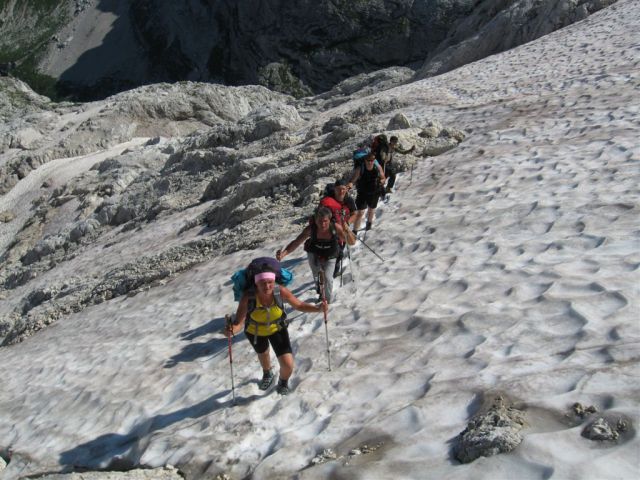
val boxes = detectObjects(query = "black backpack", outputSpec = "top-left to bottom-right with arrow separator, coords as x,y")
371,134 -> 389,161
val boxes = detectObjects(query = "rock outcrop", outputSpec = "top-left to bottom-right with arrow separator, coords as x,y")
454,395 -> 527,463
0,72 -> 465,345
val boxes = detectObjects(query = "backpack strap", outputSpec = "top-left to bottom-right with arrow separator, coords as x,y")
360,160 -> 381,177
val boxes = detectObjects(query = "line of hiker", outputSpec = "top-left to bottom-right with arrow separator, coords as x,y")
225,133 -> 414,397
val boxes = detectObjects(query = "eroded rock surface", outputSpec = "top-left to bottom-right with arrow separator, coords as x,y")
455,395 -> 527,463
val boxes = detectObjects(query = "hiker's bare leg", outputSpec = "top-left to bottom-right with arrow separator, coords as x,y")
277,353 -> 294,380
354,209 -> 365,231
257,350 -> 271,371
367,208 -> 376,222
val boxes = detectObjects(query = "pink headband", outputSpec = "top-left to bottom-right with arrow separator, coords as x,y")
255,272 -> 276,283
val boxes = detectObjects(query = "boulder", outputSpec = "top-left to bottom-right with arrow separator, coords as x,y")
9,128 -> 43,150
0,211 -> 15,223
455,395 -> 527,463
387,113 -> 411,130
582,414 -> 630,442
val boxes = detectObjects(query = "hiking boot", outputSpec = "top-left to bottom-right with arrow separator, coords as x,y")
333,261 -> 342,278
276,379 -> 289,395
365,221 -> 372,231
385,186 -> 393,194
276,384 -> 289,395
258,369 -> 275,390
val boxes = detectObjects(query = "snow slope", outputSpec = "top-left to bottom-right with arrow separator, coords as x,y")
0,1 -> 638,479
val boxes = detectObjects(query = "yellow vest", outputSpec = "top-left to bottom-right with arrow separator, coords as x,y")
246,297 -> 284,336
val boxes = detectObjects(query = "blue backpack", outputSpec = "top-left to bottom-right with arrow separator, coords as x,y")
231,257 -> 294,301
352,147 -> 370,169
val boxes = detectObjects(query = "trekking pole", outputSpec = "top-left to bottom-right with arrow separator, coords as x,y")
345,241 -> 359,291
318,271 -> 332,371
225,314 -> 236,405
358,236 -> 385,262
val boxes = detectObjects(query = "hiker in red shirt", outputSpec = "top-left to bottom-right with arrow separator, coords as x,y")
319,179 -> 357,277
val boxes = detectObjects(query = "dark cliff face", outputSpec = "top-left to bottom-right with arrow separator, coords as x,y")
203,0 -> 475,91
1,0 -> 616,101
125,0 -> 475,94
42,0 -> 477,100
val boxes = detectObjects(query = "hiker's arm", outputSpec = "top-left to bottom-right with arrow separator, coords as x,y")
228,294 -> 249,335
377,164 -> 386,183
339,222 -> 356,246
334,223 -> 346,244
334,223 -> 354,246
280,286 -> 328,314
346,204 -> 358,225
277,226 -> 311,260
397,145 -> 416,155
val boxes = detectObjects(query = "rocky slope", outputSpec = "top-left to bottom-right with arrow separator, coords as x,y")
0,0 -> 616,100
0,68 -> 464,346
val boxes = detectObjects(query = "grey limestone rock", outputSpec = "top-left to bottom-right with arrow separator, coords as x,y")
0,75 -> 464,347
0,211 -> 15,223
420,121 -> 443,139
572,402 -> 599,419
582,414 -> 631,442
455,395 -> 527,463
8,127 -> 43,150
323,124 -> 361,149
387,113 -> 411,130
35,466 -> 183,480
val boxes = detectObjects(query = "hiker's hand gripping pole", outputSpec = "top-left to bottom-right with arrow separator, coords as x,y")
318,271 -> 331,371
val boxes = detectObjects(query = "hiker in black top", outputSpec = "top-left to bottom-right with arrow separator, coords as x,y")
226,269 -> 328,395
276,206 -> 347,303
380,135 -> 415,193
346,152 -> 386,232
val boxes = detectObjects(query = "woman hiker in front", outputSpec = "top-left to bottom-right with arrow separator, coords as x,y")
226,268 -> 328,395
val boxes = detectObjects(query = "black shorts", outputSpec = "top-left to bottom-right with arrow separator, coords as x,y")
356,191 -> 380,210
245,328 -> 292,357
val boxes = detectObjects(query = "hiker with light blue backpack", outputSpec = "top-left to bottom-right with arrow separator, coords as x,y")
226,257 -> 328,395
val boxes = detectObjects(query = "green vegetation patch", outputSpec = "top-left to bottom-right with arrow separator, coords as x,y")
0,0 -> 69,99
